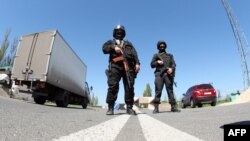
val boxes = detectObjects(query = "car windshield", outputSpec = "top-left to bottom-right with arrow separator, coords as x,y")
197,84 -> 213,89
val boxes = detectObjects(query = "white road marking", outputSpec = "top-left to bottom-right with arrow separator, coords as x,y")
54,109 -> 204,141
53,115 -> 130,141
137,112 -> 204,141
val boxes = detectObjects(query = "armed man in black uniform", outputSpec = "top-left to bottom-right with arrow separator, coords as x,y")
151,40 -> 180,113
102,25 -> 140,115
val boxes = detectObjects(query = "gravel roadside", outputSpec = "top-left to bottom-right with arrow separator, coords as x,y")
0,86 -> 34,102
0,86 -> 9,97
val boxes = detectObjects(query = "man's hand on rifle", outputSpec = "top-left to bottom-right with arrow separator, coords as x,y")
167,67 -> 173,75
135,64 -> 140,73
157,60 -> 164,65
115,46 -> 122,54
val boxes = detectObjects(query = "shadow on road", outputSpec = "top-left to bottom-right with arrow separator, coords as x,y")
220,120 -> 250,129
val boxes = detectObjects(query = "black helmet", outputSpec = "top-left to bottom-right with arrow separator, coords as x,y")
157,40 -> 167,50
113,25 -> 126,40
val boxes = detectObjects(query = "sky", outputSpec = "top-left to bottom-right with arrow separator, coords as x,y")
1,0 -> 250,106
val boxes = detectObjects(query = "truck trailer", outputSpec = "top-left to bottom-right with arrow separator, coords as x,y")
11,30 -> 90,109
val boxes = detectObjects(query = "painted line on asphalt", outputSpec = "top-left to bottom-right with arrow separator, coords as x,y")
137,112 -> 204,141
53,115 -> 130,141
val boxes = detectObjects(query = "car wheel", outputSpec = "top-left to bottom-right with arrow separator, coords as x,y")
211,101 -> 216,106
190,99 -> 196,108
181,101 -> 186,109
197,104 -> 203,108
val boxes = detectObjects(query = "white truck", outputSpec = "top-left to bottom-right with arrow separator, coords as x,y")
11,30 -> 90,108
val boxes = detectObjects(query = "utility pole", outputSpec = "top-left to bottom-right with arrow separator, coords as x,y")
222,0 -> 250,89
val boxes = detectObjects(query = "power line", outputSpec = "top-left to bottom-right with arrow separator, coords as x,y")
222,0 -> 250,89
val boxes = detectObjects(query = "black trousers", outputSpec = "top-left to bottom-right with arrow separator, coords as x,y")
106,63 -> 135,108
154,72 -> 176,105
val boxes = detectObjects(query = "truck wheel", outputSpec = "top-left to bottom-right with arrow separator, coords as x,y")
82,103 -> 87,109
56,91 -> 69,107
82,98 -> 88,109
34,96 -> 46,105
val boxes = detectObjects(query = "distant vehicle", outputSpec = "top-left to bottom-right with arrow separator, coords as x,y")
181,83 -> 217,108
11,30 -> 90,109
0,66 -> 12,87
0,66 -> 12,72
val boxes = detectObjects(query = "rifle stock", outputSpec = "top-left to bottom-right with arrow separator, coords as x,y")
116,40 -> 132,89
158,54 -> 171,77
121,50 -> 132,88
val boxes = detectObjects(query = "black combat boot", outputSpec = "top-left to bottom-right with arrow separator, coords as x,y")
106,104 -> 114,115
153,104 -> 159,114
171,104 -> 180,112
126,105 -> 137,115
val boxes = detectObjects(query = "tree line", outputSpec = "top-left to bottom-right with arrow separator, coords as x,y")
0,29 -> 18,67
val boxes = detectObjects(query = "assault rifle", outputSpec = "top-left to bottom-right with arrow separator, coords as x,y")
158,53 -> 177,87
121,50 -> 132,88
116,40 -> 132,89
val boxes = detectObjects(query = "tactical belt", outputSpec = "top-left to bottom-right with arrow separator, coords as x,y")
112,56 -> 123,62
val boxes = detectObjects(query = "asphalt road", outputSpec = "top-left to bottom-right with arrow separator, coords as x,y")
0,96 -> 250,141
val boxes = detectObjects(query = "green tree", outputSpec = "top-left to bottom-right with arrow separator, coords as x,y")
90,93 -> 94,106
0,29 -> 18,67
1,37 -> 18,66
94,96 -> 98,106
0,30 -> 10,65
225,94 -> 231,102
217,89 -> 221,102
143,83 -> 152,97
89,91 -> 99,106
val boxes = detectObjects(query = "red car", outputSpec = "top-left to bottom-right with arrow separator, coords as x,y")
181,83 -> 217,108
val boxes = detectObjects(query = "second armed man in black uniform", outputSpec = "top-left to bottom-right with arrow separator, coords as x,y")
151,40 -> 180,113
